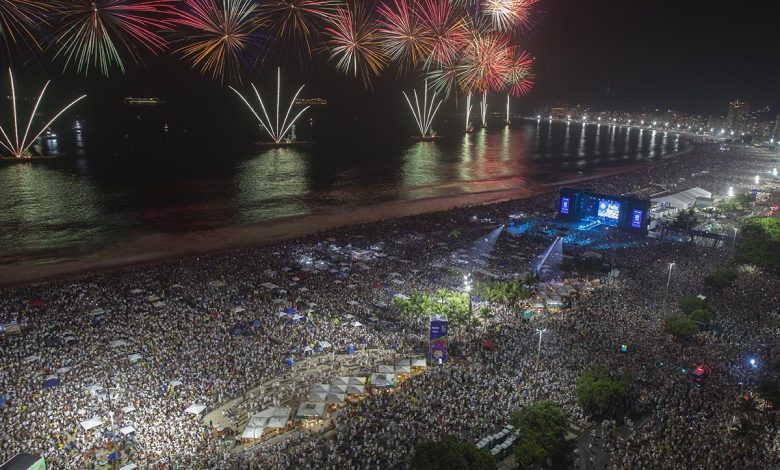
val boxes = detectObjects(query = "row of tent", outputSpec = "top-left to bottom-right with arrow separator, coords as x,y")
477,424 -> 518,459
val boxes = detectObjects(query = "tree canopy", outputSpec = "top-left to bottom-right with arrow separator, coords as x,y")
736,217 -> 780,272
575,368 -> 633,418
664,315 -> 700,338
511,401 -> 569,467
412,436 -> 496,470
704,268 -> 738,291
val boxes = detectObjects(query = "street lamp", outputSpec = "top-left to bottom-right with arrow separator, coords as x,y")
463,274 -> 472,317
755,175 -> 760,185
536,329 -> 546,363
733,228 -> 738,248
728,186 -> 734,198
662,262 -> 675,314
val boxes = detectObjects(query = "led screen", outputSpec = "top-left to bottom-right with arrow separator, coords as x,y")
631,209 -> 644,228
597,199 -> 621,226
560,197 -> 570,214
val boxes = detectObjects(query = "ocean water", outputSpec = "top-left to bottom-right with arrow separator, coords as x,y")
0,119 -> 683,264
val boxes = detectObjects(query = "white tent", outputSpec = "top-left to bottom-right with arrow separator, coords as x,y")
395,365 -> 411,373
310,383 -> 329,393
169,380 -> 183,389
395,359 -> 411,367
56,366 -> 73,374
232,307 -> 246,314
295,401 -> 327,419
350,321 -> 364,328
255,406 -> 292,419
262,282 -> 280,289
209,280 -> 225,287
370,373 -> 396,388
346,384 -> 365,395
119,464 -> 138,470
348,377 -> 366,385
331,377 -> 349,386
651,187 -> 712,210
241,425 -> 266,439
120,426 -> 136,436
347,300 -> 359,306
412,358 -> 427,368
377,365 -> 394,374
110,340 -> 127,348
121,405 -> 136,413
330,384 -> 348,394
129,289 -> 143,294
86,384 -> 104,395
264,416 -> 288,429
326,393 -> 346,403
185,404 -> 206,415
317,341 -> 332,349
80,417 -> 103,431
152,301 -> 166,309
128,354 -> 143,363
308,392 -> 328,402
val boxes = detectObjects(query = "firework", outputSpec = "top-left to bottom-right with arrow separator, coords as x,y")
0,0 -> 50,56
504,47 -> 534,96
464,91 -> 473,131
172,0 -> 266,85
457,33 -> 512,93
377,0 -> 432,73
479,89 -> 487,127
255,0 -> 341,57
482,0 -> 537,33
324,1 -> 387,87
415,0 -> 469,67
229,67 -> 310,144
425,59 -> 461,97
52,0 -> 174,77
402,79 -> 442,139
0,69 -> 86,158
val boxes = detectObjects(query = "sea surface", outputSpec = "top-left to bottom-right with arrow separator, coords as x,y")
0,119 -> 684,265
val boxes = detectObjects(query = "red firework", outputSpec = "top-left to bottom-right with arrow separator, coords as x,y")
376,0 -> 432,73
457,33 -> 512,92
415,0 -> 469,67
324,1 -> 387,87
483,0 -> 538,33
504,47 -> 534,95
255,0 -> 341,56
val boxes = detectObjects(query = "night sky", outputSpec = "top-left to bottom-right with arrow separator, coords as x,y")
8,0 -> 780,130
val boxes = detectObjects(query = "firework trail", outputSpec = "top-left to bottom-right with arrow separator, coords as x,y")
324,1 -> 387,88
172,0 -> 265,85
255,0 -> 341,57
229,67 -> 310,144
0,68 -> 86,158
457,33 -> 512,93
0,0 -> 50,59
52,0 -> 174,77
504,47 -> 534,96
376,0 -> 432,74
402,79 -> 442,138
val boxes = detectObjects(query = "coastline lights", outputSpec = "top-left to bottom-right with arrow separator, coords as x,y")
0,69 -> 86,159
229,67 -> 310,144
402,79 -> 443,139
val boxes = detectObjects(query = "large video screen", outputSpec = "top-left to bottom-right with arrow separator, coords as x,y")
597,199 -> 621,226
560,197 -> 570,215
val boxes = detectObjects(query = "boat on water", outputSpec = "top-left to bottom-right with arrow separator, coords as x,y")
411,135 -> 443,142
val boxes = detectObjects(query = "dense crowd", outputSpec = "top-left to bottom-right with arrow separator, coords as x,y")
1,143 -> 779,469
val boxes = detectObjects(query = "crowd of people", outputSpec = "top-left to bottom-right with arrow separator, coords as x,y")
1,142 -> 779,469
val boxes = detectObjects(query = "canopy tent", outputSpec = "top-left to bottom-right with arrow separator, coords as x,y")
241,425 -> 266,439
294,402 -> 327,420
80,417 -> 103,431
129,289 -> 144,294
209,280 -> 225,287
395,365 -> 411,374
56,366 -> 73,374
120,426 -> 136,436
377,365 -> 394,374
169,380 -> 183,389
317,341 -> 332,350
308,392 -> 328,402
331,377 -> 349,386
395,359 -> 411,367
350,321 -> 364,328
349,377 -> 367,385
264,416 -> 288,429
23,355 -> 40,363
329,384 -> 347,394
128,354 -> 143,363
110,340 -> 127,348
121,405 -> 136,413
310,383 -> 329,393
119,464 -> 138,470
411,358 -> 427,368
254,406 -> 292,419
370,373 -> 396,388
152,301 -> 166,309
346,384 -> 365,395
64,335 -> 77,344
651,187 -> 712,210
86,384 -> 104,395
326,393 -> 346,403
184,404 -> 206,415
232,307 -> 246,314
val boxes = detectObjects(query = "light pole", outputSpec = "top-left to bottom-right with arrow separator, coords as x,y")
732,228 -> 738,248
536,328 -> 546,363
463,274 -> 473,317
662,262 -> 675,314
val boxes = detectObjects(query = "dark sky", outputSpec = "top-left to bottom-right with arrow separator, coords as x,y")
525,0 -> 780,114
8,0 -> 780,124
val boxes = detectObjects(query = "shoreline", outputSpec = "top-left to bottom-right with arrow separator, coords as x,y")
0,145 -> 694,287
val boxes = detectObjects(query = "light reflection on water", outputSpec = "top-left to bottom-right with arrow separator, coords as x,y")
0,120 -> 682,264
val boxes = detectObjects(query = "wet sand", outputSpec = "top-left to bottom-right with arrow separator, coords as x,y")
0,147 -> 693,287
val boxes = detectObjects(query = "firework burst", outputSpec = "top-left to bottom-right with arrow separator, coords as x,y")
482,0 -> 537,33
172,0 -> 265,85
52,0 -> 174,77
415,0 -> 469,68
457,33 -> 512,93
0,69 -> 86,158
376,0 -> 432,73
324,1 -> 387,87
229,67 -> 309,144
504,47 -> 534,96
255,0 -> 341,57
0,0 -> 50,58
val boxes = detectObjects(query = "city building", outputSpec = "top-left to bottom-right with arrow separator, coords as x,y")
726,100 -> 749,131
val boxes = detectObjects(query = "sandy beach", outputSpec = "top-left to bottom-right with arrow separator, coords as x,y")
0,147 -> 693,287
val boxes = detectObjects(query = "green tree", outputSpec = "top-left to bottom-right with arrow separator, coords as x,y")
689,308 -> 713,326
678,295 -> 707,315
511,401 -> 569,467
704,269 -> 738,291
736,217 -> 780,272
664,315 -> 699,338
411,436 -> 496,470
574,368 -> 632,418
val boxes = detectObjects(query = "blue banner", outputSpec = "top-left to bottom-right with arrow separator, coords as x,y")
429,317 -> 449,363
